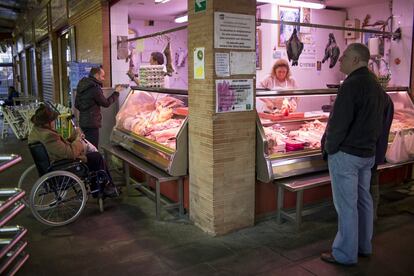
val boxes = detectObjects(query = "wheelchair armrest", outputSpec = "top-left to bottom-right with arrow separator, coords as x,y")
48,159 -> 81,171
48,160 -> 89,179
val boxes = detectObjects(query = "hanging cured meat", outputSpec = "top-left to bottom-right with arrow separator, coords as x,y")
286,28 -> 304,66
163,42 -> 175,76
322,33 -> 340,68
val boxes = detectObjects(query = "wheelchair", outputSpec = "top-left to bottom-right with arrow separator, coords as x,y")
21,142 -> 111,226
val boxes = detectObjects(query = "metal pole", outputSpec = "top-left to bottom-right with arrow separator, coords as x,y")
122,25 -> 188,44
258,18 -> 401,39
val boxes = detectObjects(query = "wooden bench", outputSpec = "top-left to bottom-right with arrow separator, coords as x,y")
102,144 -> 185,220
276,160 -> 414,230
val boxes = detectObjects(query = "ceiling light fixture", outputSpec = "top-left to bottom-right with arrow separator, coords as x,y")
174,14 -> 188,23
257,0 -> 325,9
155,0 -> 170,4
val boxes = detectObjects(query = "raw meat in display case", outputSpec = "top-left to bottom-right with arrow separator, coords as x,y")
111,88 -> 188,176
257,91 -> 331,158
256,89 -> 340,182
115,90 -> 187,150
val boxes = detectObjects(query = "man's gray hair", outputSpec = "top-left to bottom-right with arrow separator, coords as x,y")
348,43 -> 370,63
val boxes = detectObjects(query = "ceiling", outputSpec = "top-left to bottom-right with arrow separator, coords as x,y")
125,0 -> 188,21
0,0 -> 391,41
326,0 -> 388,9
123,0 -> 389,21
0,0 -> 37,40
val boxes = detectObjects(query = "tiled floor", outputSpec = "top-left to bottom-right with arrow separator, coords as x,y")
1,132 -> 414,275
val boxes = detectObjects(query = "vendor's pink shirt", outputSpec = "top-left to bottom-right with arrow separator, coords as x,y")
260,76 -> 297,89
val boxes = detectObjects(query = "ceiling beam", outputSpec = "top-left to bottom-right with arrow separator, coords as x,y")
0,3 -> 21,13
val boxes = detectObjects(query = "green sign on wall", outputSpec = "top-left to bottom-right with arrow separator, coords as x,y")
195,0 -> 206,13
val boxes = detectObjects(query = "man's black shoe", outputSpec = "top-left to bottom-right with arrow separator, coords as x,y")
358,252 -> 371,258
103,184 -> 119,198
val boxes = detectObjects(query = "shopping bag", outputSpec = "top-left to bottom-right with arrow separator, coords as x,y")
82,138 -> 98,153
385,131 -> 410,163
404,130 -> 414,157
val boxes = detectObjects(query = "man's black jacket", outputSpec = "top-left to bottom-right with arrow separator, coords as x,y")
324,67 -> 387,158
75,76 -> 119,129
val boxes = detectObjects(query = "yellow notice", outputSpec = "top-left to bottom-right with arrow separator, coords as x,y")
136,39 -> 145,52
194,47 -> 205,80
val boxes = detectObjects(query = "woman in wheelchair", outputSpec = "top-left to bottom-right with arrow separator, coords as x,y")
28,103 -> 118,198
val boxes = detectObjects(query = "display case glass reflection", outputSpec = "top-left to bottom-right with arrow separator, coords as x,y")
115,90 -> 188,150
257,92 -> 335,156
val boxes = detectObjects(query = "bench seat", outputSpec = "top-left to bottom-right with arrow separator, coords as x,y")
102,144 -> 185,220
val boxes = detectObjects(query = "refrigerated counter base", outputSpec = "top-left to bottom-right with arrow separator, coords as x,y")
109,87 -> 189,218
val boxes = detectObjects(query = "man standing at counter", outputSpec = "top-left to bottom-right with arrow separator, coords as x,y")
321,43 -> 387,266
75,66 -> 122,148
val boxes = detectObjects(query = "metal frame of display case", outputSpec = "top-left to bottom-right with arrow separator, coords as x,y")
110,87 -> 188,176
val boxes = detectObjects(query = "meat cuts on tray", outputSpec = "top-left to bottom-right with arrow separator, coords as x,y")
390,109 -> 414,132
264,120 -> 327,154
116,92 -> 186,149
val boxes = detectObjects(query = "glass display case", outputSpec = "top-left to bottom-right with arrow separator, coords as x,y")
256,87 -> 412,183
111,87 -> 188,176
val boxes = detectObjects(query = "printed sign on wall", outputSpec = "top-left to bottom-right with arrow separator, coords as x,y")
214,12 -> 255,50
194,47 -> 205,79
216,79 -> 254,113
195,0 -> 206,13
215,52 -> 230,77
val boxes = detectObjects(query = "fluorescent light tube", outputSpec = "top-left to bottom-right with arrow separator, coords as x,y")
293,0 -> 325,9
257,0 -> 325,9
175,15 -> 188,23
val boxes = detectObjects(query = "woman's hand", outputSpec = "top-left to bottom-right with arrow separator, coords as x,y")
114,84 -> 129,92
68,128 -> 84,142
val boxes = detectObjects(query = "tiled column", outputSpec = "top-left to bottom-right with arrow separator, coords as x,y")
188,0 -> 256,235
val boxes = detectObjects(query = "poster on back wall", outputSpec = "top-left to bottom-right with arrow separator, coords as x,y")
278,6 -> 301,47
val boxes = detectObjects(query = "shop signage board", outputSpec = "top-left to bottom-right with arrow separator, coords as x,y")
216,79 -> 254,113
194,47 -> 205,79
298,46 -> 317,70
214,12 -> 255,50
215,52 -> 230,77
195,0 -> 206,13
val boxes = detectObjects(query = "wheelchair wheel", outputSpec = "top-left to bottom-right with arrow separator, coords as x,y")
18,164 -> 37,207
29,170 -> 87,226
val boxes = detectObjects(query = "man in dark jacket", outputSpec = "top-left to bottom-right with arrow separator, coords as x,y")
320,43 -> 387,266
75,66 -> 122,148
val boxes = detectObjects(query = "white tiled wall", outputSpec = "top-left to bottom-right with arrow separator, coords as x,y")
110,3 -> 130,107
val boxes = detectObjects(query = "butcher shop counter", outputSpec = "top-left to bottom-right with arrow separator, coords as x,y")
255,86 -> 414,224
110,87 -> 188,176
255,86 -> 412,183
